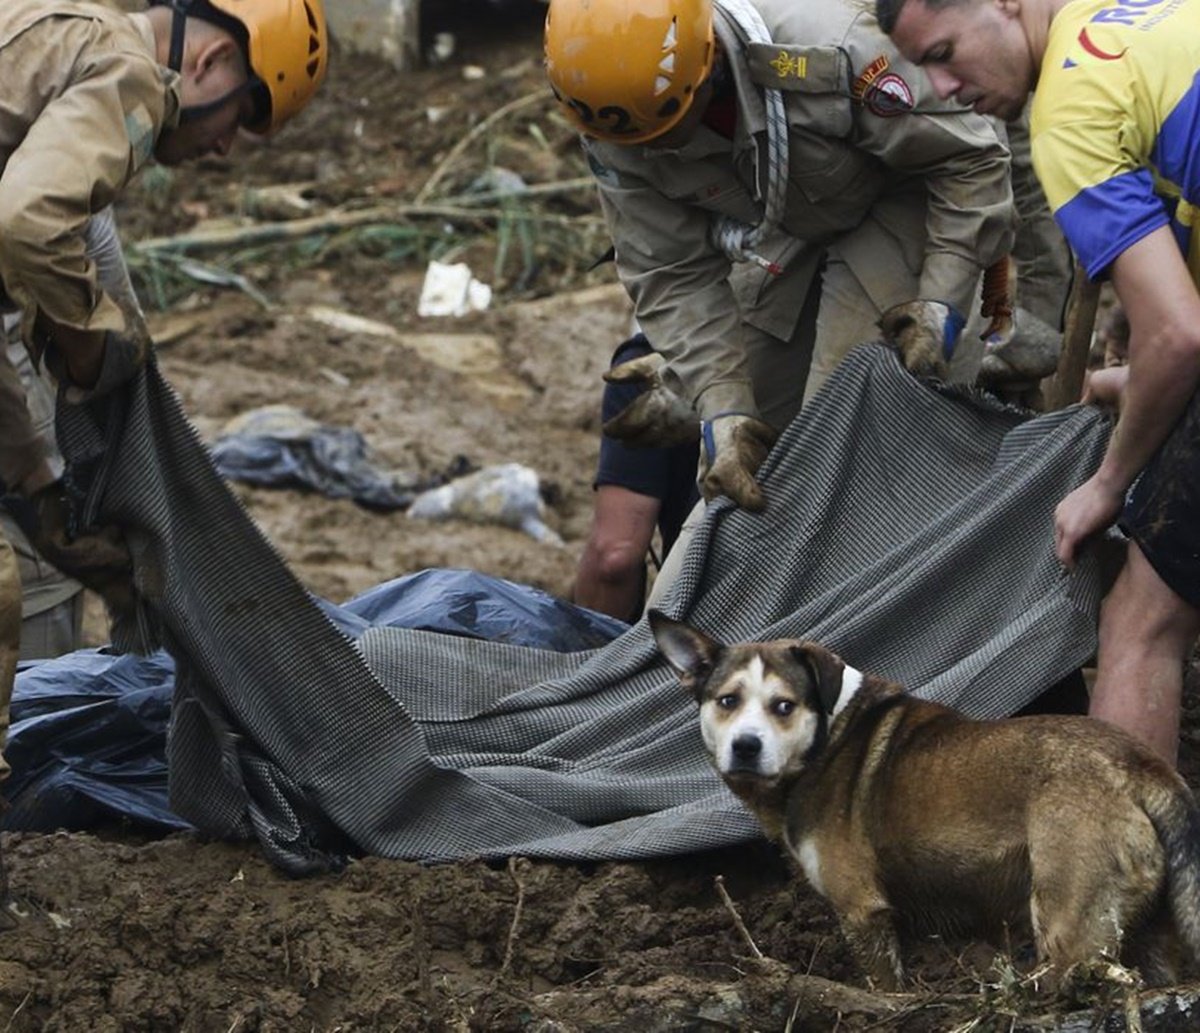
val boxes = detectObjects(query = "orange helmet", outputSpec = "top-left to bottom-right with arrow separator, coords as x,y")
544,0 -> 715,145
158,0 -> 328,133
206,0 -> 328,133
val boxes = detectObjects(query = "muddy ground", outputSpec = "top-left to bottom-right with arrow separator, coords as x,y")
3,4 -> 1200,1030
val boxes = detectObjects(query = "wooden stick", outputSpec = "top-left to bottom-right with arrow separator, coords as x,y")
132,181 -> 600,256
714,874 -> 765,959
494,856 -> 528,984
1043,262 -> 1102,410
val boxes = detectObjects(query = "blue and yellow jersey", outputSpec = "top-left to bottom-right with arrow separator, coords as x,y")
1031,0 -> 1200,282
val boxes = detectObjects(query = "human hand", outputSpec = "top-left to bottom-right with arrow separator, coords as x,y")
1054,475 -> 1125,568
602,352 -> 701,447
977,307 -> 1062,387
1081,366 -> 1130,411
17,482 -> 137,618
1096,304 -> 1130,368
43,319 -> 149,398
877,300 -> 964,379
65,332 -> 108,388
698,412 -> 778,511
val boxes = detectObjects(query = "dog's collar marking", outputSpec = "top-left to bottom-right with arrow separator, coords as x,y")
831,666 -> 864,718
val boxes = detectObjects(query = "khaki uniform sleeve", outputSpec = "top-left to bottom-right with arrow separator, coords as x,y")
0,18 -> 165,351
842,15 -> 1015,317
587,144 -> 759,420
0,347 -> 49,494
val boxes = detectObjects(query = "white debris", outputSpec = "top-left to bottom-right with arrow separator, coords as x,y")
408,463 -> 563,545
417,261 -> 492,318
427,31 -> 455,64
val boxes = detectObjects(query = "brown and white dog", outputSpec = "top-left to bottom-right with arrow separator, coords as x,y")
649,610 -> 1200,990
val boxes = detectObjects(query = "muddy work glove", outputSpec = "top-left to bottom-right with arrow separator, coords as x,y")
601,352 -> 701,448
878,300 -> 965,380
698,412 -> 778,511
976,307 -> 1062,387
3,481 -> 136,619
45,323 -> 150,402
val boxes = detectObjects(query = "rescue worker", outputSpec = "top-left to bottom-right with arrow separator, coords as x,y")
0,205 -> 148,663
572,330 -> 701,623
544,0 -> 1017,513
1,337 -> 86,661
0,0 -> 329,905
878,0 -> 1200,764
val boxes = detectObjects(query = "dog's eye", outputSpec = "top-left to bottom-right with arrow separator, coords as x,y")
772,699 -> 796,717
717,694 -> 738,710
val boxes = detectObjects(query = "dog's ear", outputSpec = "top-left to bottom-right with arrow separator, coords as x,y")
648,610 -> 721,698
790,641 -> 846,715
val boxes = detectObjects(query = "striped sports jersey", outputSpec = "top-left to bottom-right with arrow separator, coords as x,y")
1031,0 -> 1200,282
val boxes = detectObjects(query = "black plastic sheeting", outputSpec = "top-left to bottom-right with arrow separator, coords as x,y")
208,412 -> 472,510
3,569 -> 627,834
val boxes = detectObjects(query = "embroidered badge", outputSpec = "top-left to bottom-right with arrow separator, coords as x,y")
769,49 -> 808,79
851,55 -> 890,103
864,72 -> 914,117
851,55 -> 914,117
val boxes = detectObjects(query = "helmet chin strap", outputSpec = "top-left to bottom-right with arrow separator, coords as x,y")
157,0 -> 260,127
164,0 -> 193,73
178,79 -> 253,124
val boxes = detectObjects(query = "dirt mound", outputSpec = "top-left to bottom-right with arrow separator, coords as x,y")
2,835 -> 847,1031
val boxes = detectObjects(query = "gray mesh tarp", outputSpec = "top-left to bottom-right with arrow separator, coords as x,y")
56,344 -> 1111,874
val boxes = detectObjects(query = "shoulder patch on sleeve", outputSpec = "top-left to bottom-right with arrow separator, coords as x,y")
851,55 -> 914,117
746,43 -> 848,93
124,103 -> 156,169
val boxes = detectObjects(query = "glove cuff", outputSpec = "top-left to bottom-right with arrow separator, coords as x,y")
695,380 -> 756,422
942,305 -> 965,361
700,411 -> 775,466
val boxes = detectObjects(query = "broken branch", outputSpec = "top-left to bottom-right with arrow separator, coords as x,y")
714,874 -> 764,960
132,185 -> 600,257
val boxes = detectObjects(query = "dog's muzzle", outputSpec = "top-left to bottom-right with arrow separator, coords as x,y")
727,732 -> 763,773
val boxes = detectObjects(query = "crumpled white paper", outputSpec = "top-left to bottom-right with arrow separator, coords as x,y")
417,260 -> 492,318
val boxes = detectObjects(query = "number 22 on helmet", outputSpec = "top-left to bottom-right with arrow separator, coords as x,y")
543,0 -> 715,145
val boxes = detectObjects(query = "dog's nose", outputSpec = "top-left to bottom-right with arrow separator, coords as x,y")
732,734 -> 762,761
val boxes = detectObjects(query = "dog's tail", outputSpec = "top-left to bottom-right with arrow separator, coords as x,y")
1144,779 -> 1200,960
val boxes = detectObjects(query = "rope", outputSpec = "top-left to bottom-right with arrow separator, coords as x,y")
710,0 -> 789,275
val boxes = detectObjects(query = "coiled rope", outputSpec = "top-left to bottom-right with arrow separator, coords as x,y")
710,0 -> 789,275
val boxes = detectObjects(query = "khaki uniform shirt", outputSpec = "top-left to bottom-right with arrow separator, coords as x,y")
585,0 -> 1015,418
0,0 -> 179,492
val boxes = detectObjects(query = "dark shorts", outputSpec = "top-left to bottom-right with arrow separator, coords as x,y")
595,334 -> 700,555
1121,388 -> 1200,609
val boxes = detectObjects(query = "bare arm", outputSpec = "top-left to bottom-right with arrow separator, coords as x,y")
1099,229 -> 1200,485
1055,227 -> 1200,565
